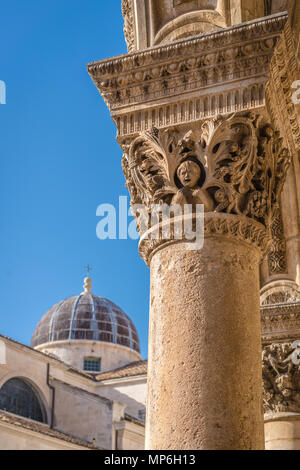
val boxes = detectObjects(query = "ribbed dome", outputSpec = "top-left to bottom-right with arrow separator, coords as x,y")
31,289 -> 140,354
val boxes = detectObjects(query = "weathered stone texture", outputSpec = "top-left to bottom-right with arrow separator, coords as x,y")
146,239 -> 264,450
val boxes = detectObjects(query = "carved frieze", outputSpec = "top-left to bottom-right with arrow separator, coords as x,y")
88,13 -> 287,138
263,342 -> 300,413
91,28 -> 280,110
261,280 -> 300,307
261,280 -> 300,344
263,290 -> 300,306
262,302 -> 300,344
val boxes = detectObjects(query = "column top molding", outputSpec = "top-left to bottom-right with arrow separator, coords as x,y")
139,212 -> 270,266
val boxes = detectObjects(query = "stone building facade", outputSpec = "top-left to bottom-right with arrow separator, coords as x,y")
88,0 -> 300,450
0,279 -> 146,450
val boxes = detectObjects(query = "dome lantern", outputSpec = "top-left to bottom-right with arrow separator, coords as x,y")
81,277 -> 92,295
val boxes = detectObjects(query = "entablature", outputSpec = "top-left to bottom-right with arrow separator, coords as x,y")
88,13 -> 287,142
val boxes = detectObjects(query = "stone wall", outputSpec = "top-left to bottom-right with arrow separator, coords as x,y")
53,380 -> 114,449
0,422 -> 91,450
97,377 -> 147,420
0,336 -> 146,450
36,340 -> 141,373
115,420 -> 145,450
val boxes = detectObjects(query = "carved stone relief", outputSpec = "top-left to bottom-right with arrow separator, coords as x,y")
88,12 -> 286,115
266,21 -> 300,154
268,204 -> 287,275
263,342 -> 300,413
123,113 -> 290,230
261,279 -> 300,306
121,0 -> 135,52
264,291 -> 300,305
262,302 -> 300,344
88,13 -> 287,140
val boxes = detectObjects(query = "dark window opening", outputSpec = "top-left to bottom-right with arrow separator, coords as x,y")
138,409 -> 146,422
0,378 -> 45,423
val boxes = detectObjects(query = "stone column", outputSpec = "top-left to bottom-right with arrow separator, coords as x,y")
146,232 -> 264,450
265,414 -> 300,450
122,115 -> 290,450
88,5 -> 290,450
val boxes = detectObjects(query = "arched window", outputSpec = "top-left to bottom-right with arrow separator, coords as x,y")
0,378 -> 46,423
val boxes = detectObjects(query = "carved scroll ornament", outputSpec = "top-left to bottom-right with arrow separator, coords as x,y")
122,113 -> 290,234
121,0 -> 135,52
268,204 -> 287,275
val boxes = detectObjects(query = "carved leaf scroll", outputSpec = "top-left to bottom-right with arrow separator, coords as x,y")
122,112 -> 290,234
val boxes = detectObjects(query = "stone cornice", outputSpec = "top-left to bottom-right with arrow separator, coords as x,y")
262,302 -> 300,344
88,13 -> 287,79
88,13 -> 287,115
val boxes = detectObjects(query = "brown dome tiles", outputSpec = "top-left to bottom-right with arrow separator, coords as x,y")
31,294 -> 140,353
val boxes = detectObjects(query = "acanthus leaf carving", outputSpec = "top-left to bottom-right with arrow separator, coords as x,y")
123,112 -> 290,233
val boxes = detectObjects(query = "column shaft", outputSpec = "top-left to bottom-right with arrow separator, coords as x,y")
146,238 -> 265,450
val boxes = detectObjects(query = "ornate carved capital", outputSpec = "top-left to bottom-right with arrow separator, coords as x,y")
263,342 -> 300,414
122,112 -> 290,263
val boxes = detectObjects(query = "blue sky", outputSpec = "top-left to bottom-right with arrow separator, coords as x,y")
0,0 -> 150,358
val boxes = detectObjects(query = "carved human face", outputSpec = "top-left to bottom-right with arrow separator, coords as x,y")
177,161 -> 201,189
